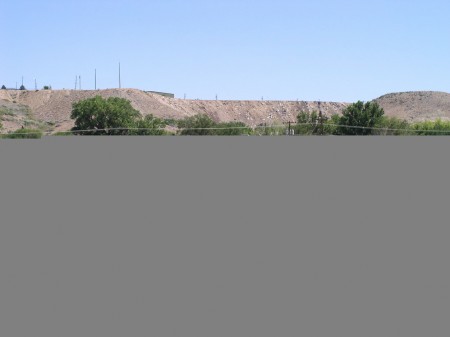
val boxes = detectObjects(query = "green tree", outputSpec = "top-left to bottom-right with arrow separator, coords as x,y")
177,114 -> 217,135
20,85 -> 26,90
1,85 -> 6,90
71,96 -> 141,135
338,101 -> 385,135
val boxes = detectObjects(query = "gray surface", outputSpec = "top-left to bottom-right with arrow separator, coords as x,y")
0,137 -> 449,337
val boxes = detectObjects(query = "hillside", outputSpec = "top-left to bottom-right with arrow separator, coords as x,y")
375,91 -> 450,122
1,89 -> 347,132
2,89 -> 450,133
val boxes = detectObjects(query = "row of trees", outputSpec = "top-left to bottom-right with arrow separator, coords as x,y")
64,96 -> 450,136
295,101 -> 450,135
70,96 -> 253,136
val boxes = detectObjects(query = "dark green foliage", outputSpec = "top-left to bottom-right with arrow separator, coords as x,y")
20,85 -> 26,90
71,96 -> 141,135
295,111 -> 319,135
177,114 -> 217,135
373,117 -> 410,135
409,119 -> 450,135
254,124 -> 287,136
53,131 -> 73,136
177,115 -> 252,135
130,114 -> 167,135
1,85 -> 6,90
2,128 -> 43,139
215,121 -> 252,135
43,86 -> 51,90
163,118 -> 177,126
294,112 -> 340,135
338,101 -> 385,135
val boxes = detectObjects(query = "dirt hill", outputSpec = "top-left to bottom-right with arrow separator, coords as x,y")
2,89 -> 450,133
375,91 -> 450,122
1,89 -> 347,132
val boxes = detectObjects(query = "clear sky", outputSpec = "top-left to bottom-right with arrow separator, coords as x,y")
1,0 -> 449,102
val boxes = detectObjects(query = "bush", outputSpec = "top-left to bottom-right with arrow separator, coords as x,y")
177,114 -> 217,135
1,85 -> 6,90
373,116 -> 410,135
254,124 -> 287,136
215,121 -> 252,135
338,101 -> 385,135
409,119 -> 450,135
53,131 -> 73,136
295,111 -> 320,135
177,115 -> 252,135
43,85 -> 52,90
20,85 -> 26,90
2,128 -> 43,139
130,114 -> 167,135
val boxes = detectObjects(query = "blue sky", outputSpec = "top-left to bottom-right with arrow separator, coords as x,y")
1,0 -> 449,102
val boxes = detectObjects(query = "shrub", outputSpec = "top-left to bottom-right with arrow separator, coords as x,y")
2,128 -> 43,139
254,124 -> 287,136
409,119 -> 450,135
20,85 -> 26,90
1,85 -> 6,90
373,116 -> 410,135
215,121 -> 252,135
177,114 -> 217,135
130,114 -> 167,135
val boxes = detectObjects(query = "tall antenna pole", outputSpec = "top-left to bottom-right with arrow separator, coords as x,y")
119,62 -> 121,89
